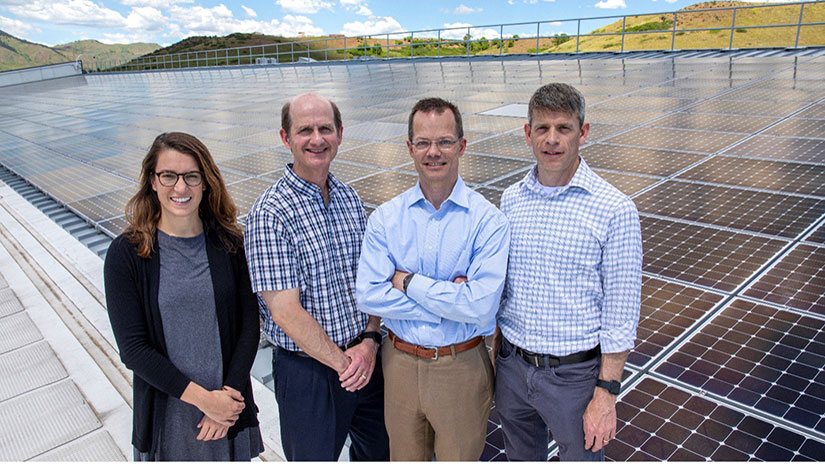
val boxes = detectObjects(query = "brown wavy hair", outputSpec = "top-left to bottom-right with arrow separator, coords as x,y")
123,132 -> 243,258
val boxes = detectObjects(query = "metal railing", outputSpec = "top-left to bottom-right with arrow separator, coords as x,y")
86,1 -> 825,73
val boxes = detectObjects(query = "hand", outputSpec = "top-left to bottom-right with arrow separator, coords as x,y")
339,338 -> 379,392
582,387 -> 617,452
200,388 -> 245,426
197,415 -> 229,441
391,270 -> 408,291
453,276 -> 468,284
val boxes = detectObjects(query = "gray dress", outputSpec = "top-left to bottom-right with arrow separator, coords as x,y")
134,230 -> 263,461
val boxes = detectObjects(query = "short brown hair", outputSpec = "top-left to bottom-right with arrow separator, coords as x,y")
528,83 -> 586,128
408,97 -> 464,141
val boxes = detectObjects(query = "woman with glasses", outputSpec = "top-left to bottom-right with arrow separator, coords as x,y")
104,132 -> 263,460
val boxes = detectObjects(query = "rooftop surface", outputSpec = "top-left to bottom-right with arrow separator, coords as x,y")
0,49 -> 824,460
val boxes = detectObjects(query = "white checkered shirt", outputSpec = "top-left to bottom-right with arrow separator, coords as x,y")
244,164 -> 368,351
497,158 -> 642,356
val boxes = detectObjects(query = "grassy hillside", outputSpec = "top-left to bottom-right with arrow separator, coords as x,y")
537,1 -> 825,53
0,30 -> 70,71
0,30 -> 160,72
103,1 -> 825,72
54,40 -> 159,68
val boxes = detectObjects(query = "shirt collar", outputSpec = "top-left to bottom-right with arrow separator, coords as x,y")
283,163 -> 341,198
521,157 -> 596,197
408,175 -> 470,210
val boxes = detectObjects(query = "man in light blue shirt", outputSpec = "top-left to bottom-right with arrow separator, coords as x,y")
495,83 -> 642,461
356,97 -> 510,461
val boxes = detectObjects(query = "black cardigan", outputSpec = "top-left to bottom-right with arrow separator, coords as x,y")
104,228 -> 260,454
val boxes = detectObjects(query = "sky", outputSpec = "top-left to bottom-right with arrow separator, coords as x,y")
0,0 -> 795,48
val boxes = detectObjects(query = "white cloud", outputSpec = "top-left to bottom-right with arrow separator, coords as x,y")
339,0 -> 371,15
165,4 -> 321,37
0,14 -> 38,37
241,5 -> 257,17
340,16 -> 401,36
6,0 -> 126,27
120,0 -> 193,6
594,0 -> 626,8
100,31 -> 156,44
454,4 -> 480,15
125,6 -> 165,31
276,0 -> 333,14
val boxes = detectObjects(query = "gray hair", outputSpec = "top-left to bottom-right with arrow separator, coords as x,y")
528,83 -> 586,128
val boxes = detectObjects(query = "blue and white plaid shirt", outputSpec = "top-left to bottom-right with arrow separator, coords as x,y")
498,158 -> 642,356
245,164 -> 368,351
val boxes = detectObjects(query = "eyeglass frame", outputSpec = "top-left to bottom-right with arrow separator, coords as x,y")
409,138 -> 462,152
154,170 -> 204,187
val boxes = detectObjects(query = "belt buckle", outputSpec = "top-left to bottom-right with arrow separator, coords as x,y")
429,346 -> 439,360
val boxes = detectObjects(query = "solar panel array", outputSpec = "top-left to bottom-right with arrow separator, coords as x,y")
1,51 -> 823,460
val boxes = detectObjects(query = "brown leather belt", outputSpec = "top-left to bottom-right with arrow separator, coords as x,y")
387,329 -> 482,360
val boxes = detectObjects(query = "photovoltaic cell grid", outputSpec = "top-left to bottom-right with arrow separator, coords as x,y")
655,299 -> 825,434
0,52 -> 824,461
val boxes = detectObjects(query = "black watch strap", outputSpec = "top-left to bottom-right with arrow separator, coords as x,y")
361,331 -> 382,344
402,273 -> 415,293
595,379 -> 621,395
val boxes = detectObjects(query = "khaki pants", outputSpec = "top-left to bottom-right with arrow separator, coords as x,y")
382,337 -> 494,461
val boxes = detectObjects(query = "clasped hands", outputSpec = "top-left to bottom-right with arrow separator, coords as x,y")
196,386 -> 244,441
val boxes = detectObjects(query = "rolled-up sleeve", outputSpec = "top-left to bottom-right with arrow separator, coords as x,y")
599,199 -> 642,353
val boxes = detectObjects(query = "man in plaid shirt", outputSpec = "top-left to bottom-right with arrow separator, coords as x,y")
244,93 -> 389,461
494,83 -> 642,461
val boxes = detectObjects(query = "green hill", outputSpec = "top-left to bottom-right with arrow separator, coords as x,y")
0,30 -> 160,72
54,40 -> 159,68
0,30 -> 71,71
525,1 -> 825,54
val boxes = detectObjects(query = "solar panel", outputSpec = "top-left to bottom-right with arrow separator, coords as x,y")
722,135 -> 825,163
219,150 -> 292,176
581,143 -> 707,177
605,126 -> 746,153
686,99 -> 807,117
796,103 -> 825,119
744,243 -> 825,315
804,222 -> 825,245
647,112 -> 777,133
609,377 -> 824,461
634,180 -> 825,238
630,276 -> 725,369
1,52 -> 824,461
655,299 -> 825,433
348,170 -> 418,207
678,156 -> 825,197
641,216 -> 788,292
467,134 -> 530,160
336,142 -> 411,169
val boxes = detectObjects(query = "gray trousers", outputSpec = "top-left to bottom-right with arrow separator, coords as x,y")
495,337 -> 603,461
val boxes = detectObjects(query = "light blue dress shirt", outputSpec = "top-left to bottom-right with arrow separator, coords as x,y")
356,176 -> 510,347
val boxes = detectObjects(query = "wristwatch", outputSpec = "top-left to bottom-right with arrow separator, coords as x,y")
402,272 -> 415,293
361,331 -> 383,345
595,379 -> 621,395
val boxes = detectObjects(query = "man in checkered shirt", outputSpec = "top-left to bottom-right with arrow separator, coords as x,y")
244,93 -> 389,461
494,83 -> 642,461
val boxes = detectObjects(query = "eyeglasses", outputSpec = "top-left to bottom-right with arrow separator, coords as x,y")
155,170 -> 204,187
410,138 -> 460,152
